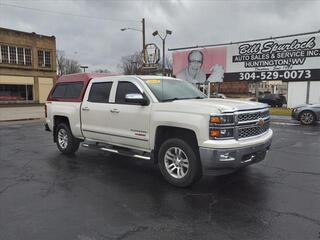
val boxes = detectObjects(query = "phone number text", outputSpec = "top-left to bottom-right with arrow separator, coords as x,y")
239,70 -> 311,80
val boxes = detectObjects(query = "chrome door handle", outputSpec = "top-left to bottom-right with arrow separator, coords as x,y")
82,107 -> 90,111
110,109 -> 120,113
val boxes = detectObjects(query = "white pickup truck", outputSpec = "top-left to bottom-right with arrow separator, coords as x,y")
45,73 -> 272,187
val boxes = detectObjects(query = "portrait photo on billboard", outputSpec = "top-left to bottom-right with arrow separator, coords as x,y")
173,47 -> 227,85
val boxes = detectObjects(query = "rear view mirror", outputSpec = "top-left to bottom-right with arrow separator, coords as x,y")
125,93 -> 148,105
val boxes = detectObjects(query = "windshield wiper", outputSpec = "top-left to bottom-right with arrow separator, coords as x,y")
190,96 -> 205,99
162,98 -> 181,102
162,96 -> 204,102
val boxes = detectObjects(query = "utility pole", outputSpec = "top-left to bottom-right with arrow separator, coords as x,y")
142,18 -> 145,51
162,38 -> 165,76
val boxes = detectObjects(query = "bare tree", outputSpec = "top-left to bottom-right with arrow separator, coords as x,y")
94,68 -> 111,73
118,51 -> 144,75
56,50 -> 82,76
165,56 -> 173,75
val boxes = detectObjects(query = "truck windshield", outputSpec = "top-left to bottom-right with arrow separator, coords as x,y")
143,79 -> 206,102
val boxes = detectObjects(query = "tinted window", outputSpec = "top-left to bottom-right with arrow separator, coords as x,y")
65,83 -> 83,98
52,85 -> 66,98
52,82 -> 83,99
115,82 -> 142,104
88,82 -> 112,103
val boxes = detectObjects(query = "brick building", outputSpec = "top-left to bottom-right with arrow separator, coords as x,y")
0,27 -> 56,104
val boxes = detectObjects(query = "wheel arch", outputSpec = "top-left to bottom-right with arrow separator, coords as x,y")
153,126 -> 199,164
53,115 -> 70,142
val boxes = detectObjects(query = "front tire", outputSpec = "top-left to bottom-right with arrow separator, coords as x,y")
158,138 -> 202,187
299,110 -> 316,125
55,123 -> 80,154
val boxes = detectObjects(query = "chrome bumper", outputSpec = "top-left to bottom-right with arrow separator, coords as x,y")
199,138 -> 272,175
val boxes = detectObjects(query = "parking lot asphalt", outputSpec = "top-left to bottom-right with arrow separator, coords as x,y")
0,120 -> 319,240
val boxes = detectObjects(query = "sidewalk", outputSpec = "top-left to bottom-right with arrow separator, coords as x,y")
0,106 -> 44,121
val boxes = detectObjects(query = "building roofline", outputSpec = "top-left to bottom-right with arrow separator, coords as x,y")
0,27 -> 55,39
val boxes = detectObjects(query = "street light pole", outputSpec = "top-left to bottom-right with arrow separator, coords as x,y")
80,66 -> 88,72
162,38 -> 165,76
142,18 -> 145,51
152,29 -> 172,76
121,18 -> 146,51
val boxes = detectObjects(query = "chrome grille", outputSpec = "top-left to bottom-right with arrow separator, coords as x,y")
238,122 -> 270,139
238,110 -> 269,122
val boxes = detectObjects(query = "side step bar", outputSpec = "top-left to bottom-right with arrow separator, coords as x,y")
82,143 -> 151,160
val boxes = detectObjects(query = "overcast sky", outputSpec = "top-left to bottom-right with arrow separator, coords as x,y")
1,0 -> 319,72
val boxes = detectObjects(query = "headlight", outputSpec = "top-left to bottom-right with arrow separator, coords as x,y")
210,115 -> 234,124
210,128 -> 234,139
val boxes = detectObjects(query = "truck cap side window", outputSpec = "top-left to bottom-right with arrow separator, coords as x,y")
115,81 -> 143,104
51,82 -> 83,99
88,82 -> 112,103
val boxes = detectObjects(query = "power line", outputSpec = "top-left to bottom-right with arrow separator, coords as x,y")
0,2 -> 140,23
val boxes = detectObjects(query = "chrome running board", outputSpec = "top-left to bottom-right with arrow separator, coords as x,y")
82,142 -> 151,160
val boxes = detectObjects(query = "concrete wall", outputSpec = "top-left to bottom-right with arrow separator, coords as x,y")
287,82 -> 308,108
0,75 -> 34,85
287,81 -> 320,108
309,81 -> 320,104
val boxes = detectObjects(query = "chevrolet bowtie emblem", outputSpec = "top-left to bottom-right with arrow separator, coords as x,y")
257,118 -> 265,127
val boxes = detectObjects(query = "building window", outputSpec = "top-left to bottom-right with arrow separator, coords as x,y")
38,50 -> 51,67
45,51 -> 51,67
1,45 -> 9,64
38,50 -> 44,66
25,48 -> 32,66
0,84 -> 33,102
0,45 -> 32,66
9,46 -> 17,64
17,47 -> 24,65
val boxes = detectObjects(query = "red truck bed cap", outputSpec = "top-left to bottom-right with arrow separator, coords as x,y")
57,72 -> 118,84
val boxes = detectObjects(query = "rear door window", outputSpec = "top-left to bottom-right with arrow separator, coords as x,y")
88,82 -> 113,103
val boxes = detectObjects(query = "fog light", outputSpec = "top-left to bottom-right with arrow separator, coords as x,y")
219,152 -> 235,161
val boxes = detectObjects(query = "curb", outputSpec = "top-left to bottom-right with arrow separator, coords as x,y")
0,118 -> 42,123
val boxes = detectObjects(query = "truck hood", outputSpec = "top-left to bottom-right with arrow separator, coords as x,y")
156,98 -> 268,114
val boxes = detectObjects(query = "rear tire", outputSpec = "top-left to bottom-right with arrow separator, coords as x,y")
299,110 -> 316,125
55,123 -> 80,154
158,138 -> 202,187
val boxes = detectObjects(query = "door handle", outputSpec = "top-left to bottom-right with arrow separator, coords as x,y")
82,107 -> 90,111
110,109 -> 120,113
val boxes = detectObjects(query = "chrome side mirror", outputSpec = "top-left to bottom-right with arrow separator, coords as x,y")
125,93 -> 148,105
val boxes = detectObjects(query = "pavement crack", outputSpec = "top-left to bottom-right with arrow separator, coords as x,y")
265,208 -> 320,226
114,226 -> 149,240
260,164 -> 320,177
0,182 -> 20,195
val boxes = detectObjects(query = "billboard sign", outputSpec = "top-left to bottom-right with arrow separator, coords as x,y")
172,33 -> 320,83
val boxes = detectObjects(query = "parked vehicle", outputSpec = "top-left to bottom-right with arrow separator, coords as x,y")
45,73 -> 273,187
258,94 -> 287,107
292,103 -> 320,125
210,92 -> 227,99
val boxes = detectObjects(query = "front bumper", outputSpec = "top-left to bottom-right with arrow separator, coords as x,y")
199,138 -> 272,175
